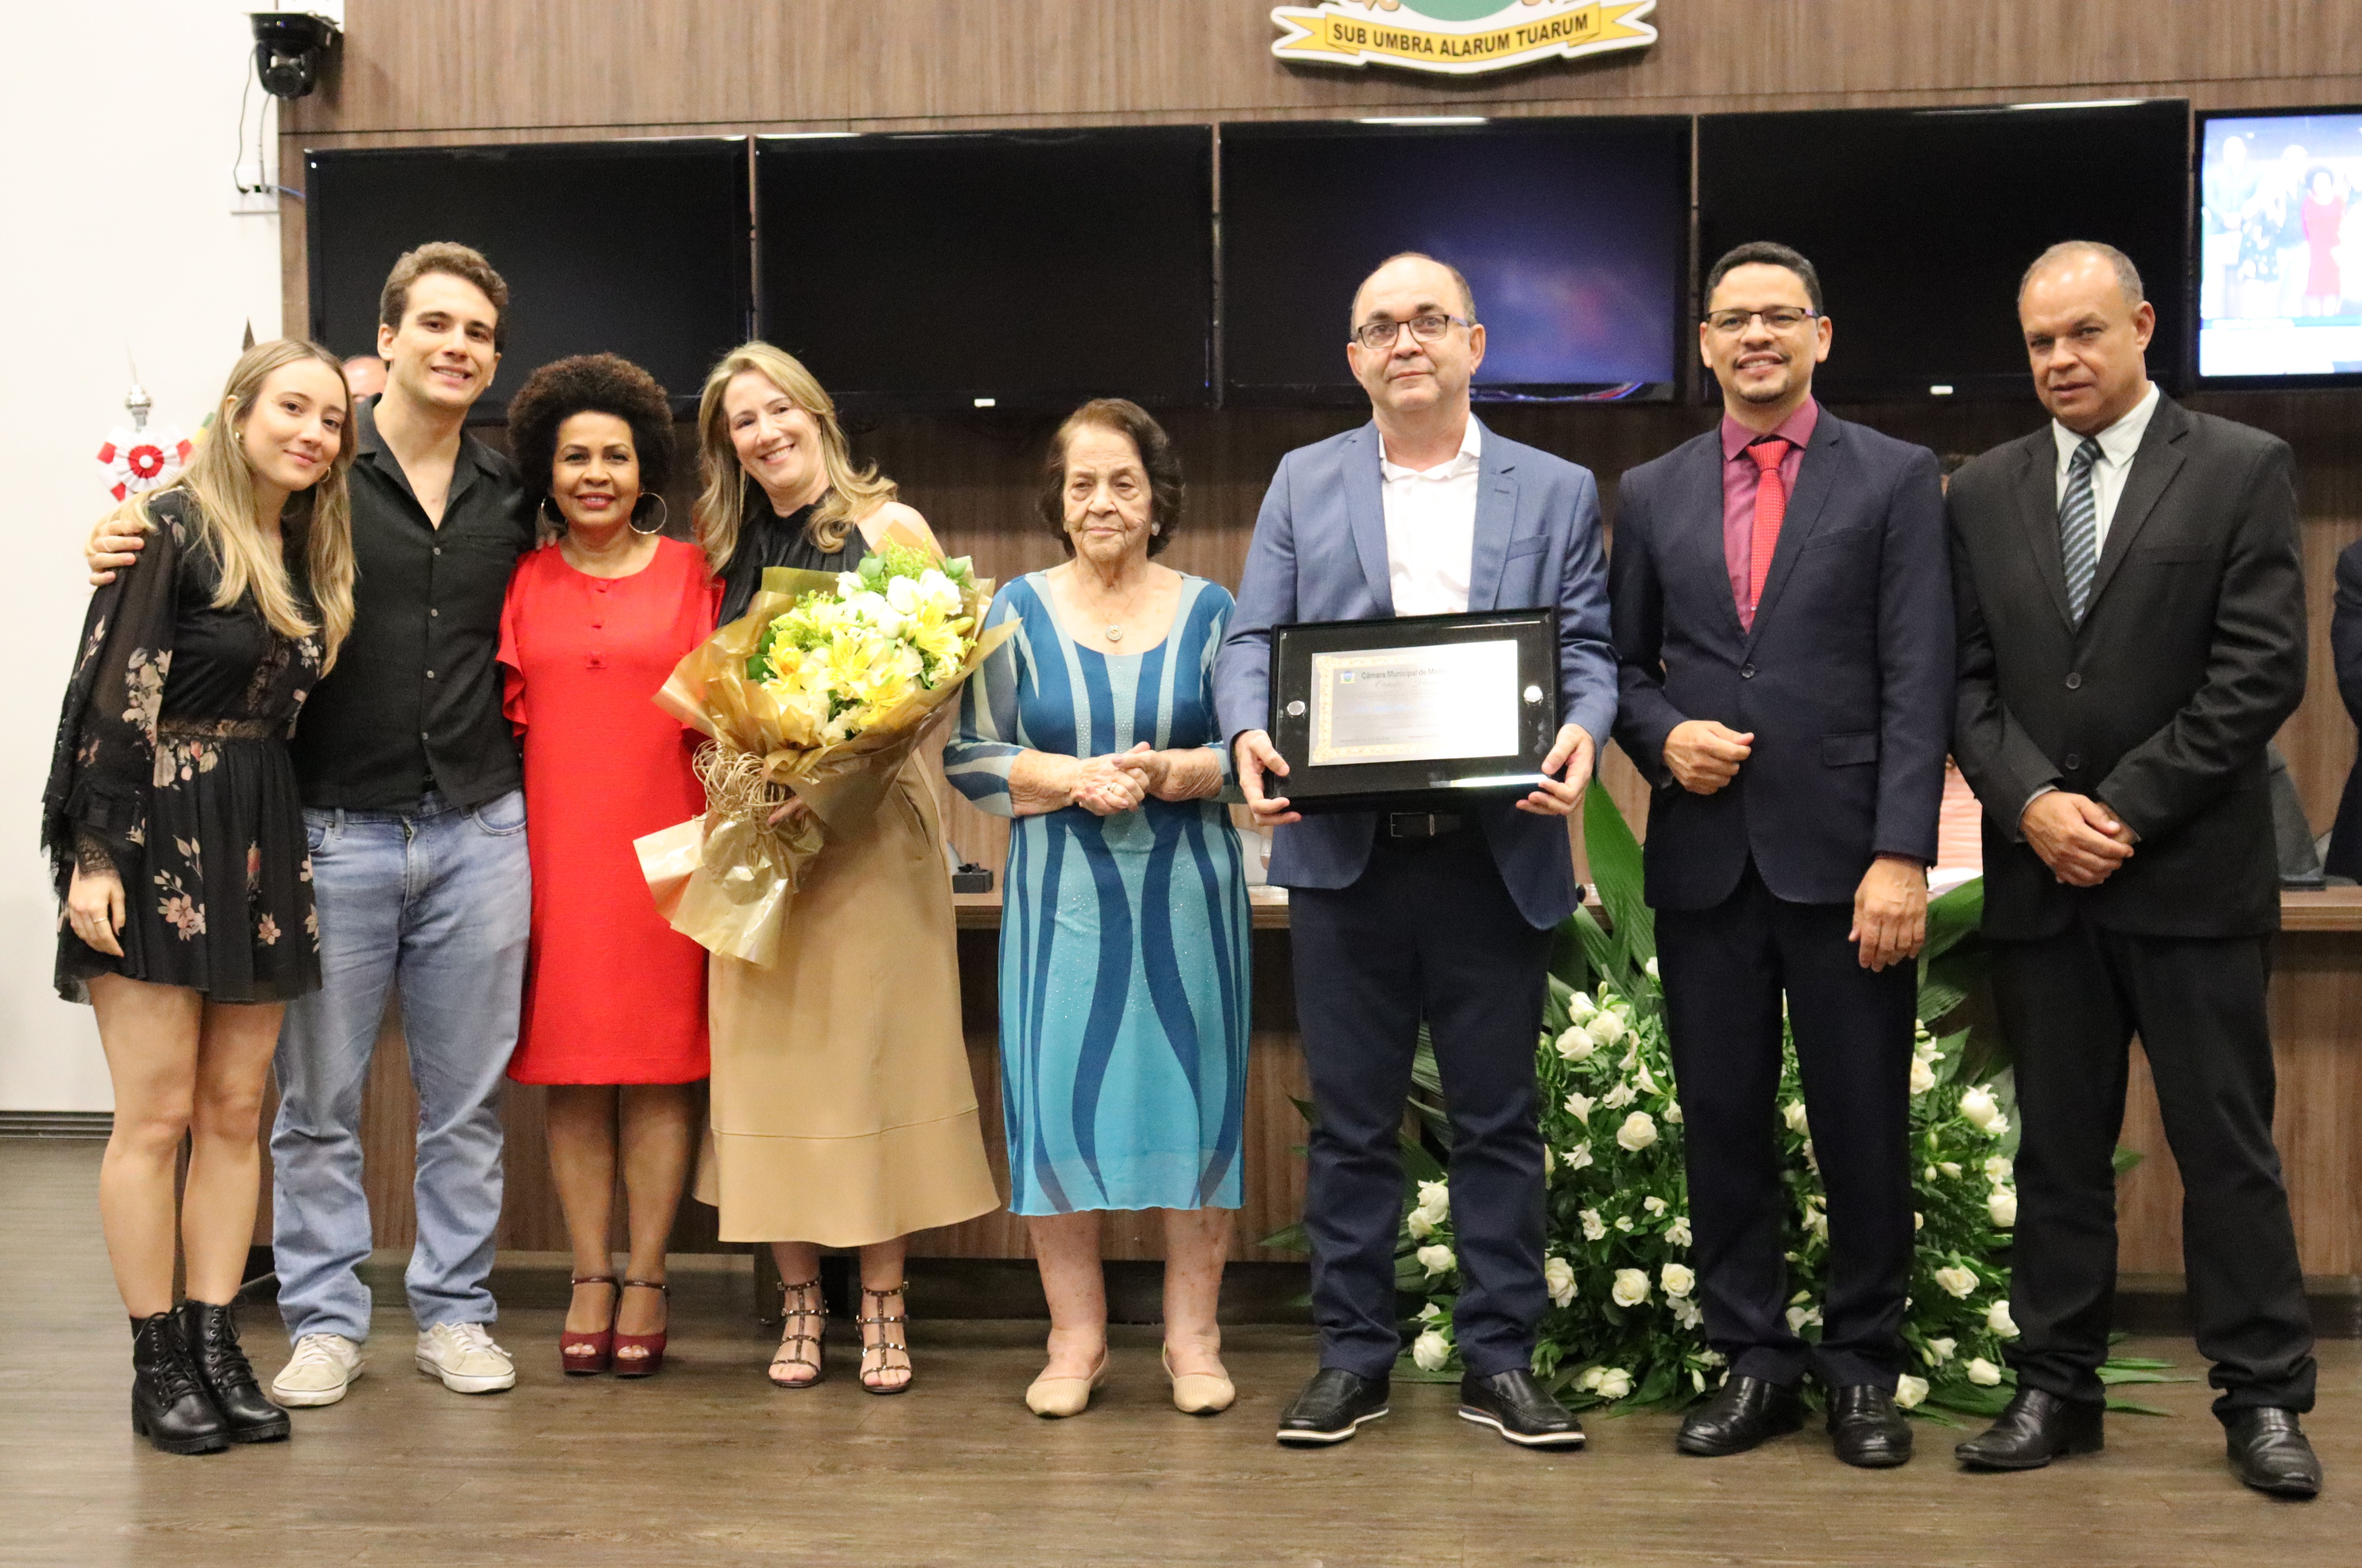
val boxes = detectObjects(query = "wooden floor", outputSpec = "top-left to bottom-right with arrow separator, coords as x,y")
5,1139 -> 2358,1567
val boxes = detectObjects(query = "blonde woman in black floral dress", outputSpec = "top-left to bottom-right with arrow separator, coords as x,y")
42,339 -> 356,1455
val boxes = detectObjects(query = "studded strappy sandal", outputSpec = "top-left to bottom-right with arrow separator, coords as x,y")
767,1277 -> 826,1388
859,1281 -> 913,1396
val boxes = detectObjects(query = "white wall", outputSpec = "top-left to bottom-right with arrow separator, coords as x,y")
0,4 -> 312,1108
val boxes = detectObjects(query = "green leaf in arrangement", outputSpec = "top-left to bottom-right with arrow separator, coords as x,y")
1571,906 -> 1622,993
1921,878 -> 1985,963
2111,1145 -> 2146,1175
1397,1129 -> 1447,1185
1258,1221 -> 1308,1254
1582,786 -> 1654,980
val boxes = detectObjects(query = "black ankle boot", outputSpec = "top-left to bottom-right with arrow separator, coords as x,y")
178,1299 -> 291,1443
130,1311 -> 230,1455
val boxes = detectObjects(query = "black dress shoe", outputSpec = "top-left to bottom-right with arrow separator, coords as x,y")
1457,1369 -> 1585,1449
129,1311 -> 230,1456
178,1299 -> 291,1443
1954,1388 -> 2103,1471
2225,1408 -> 2321,1499
1826,1383 -> 1912,1468
1276,1368 -> 1389,1446
1676,1374 -> 1803,1456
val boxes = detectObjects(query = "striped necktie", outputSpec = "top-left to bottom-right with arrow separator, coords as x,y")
2060,437 -> 2102,622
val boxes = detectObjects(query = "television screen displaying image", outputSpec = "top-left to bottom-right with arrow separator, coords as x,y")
754,128 -> 1215,411
1218,117 -> 1690,404
306,139 -> 752,419
1699,101 -> 2190,400
2196,107 -> 2362,386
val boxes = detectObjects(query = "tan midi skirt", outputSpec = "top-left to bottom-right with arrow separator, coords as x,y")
694,764 -> 1000,1246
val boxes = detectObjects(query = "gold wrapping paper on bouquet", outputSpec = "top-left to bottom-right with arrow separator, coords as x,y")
634,524 -> 1015,966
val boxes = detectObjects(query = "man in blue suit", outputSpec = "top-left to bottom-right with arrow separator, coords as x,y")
1610,242 -> 1952,1467
1216,252 -> 1617,1449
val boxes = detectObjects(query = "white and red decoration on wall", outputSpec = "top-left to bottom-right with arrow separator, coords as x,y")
95,425 -> 193,502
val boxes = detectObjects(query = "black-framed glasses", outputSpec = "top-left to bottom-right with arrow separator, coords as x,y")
1704,306 -> 1820,336
1352,313 -> 1470,352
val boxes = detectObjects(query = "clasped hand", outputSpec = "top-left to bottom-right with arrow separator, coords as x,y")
2019,790 -> 2134,887
1067,744 -> 1205,816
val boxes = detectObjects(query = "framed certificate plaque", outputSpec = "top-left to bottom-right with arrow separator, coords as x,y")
1268,610 -> 1562,813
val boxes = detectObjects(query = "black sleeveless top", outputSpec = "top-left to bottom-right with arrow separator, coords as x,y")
716,489 -> 871,626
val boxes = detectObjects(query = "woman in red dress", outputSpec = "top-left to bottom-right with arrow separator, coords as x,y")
499,355 -> 717,1377
2300,165 -> 2351,315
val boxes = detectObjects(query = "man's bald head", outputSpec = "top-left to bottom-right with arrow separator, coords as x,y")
2019,240 -> 2146,313
1349,253 -> 1477,335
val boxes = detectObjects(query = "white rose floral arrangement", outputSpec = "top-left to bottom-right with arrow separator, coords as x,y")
1274,791 -> 2180,1420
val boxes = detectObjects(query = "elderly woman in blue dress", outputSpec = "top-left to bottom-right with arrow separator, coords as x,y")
946,398 -> 1250,1419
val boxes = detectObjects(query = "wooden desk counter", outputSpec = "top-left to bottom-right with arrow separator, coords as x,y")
328,890 -> 2362,1290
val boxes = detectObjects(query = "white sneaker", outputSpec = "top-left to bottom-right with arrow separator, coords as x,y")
415,1322 -> 517,1394
272,1333 -> 365,1407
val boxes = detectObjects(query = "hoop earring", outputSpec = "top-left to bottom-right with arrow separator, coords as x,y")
631,495 -> 669,536
540,495 -> 565,528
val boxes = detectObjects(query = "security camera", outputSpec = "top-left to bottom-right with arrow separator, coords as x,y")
250,12 -> 340,100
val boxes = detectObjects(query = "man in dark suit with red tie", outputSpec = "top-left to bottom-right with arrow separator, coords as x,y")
1948,241 -> 2320,1497
1610,242 -> 1953,1468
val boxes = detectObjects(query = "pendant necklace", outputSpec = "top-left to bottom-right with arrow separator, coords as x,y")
1082,571 -> 1147,646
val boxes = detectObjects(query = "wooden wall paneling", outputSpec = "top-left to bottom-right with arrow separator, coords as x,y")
344,1000 -> 722,1256
288,2 -> 2362,137
2115,930 -> 2362,1277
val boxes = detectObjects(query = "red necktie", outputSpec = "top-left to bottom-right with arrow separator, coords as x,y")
1744,438 -> 1791,630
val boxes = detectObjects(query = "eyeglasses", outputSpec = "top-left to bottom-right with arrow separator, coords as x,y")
1352,313 -> 1470,352
1704,307 -> 1820,336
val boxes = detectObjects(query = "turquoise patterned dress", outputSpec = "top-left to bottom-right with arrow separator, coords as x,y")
946,572 -> 1250,1215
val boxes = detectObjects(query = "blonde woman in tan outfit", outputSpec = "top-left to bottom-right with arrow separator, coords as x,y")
688,342 -> 998,1393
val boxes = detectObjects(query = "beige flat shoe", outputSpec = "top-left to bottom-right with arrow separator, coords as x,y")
1025,1348 -> 1110,1418
1163,1345 -> 1235,1415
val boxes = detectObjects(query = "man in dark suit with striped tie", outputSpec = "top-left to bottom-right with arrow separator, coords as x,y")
1610,242 -> 1953,1468
1947,241 -> 2320,1497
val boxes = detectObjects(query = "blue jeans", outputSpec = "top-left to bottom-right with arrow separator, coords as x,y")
270,790 -> 532,1343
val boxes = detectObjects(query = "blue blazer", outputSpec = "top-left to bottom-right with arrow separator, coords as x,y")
1610,410 -> 1953,911
1214,419 -> 1618,930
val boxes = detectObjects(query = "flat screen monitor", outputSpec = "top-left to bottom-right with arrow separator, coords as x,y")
306,139 -> 752,420
2195,106 -> 2362,387
1698,101 -> 2190,400
754,128 -> 1214,412
1219,117 -> 1690,404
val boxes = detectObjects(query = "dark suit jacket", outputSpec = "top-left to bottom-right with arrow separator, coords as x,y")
1610,410 -> 1954,911
2322,540 -> 2362,879
1949,394 -> 2305,940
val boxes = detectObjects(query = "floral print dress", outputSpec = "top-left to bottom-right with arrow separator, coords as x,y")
42,488 -> 326,1003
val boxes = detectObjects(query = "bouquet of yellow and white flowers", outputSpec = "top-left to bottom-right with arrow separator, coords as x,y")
634,523 -> 1013,967
745,541 -> 977,746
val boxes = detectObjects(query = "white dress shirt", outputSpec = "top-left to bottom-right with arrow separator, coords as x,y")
1378,419 -> 1482,617
2051,380 -> 2160,553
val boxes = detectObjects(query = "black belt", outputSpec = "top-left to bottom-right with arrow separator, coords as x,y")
1384,811 -> 1464,840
